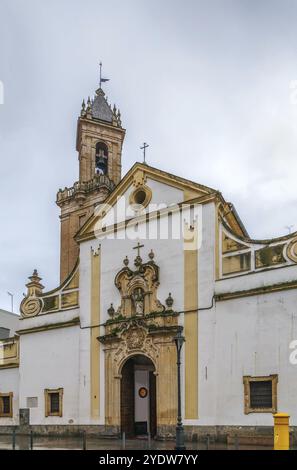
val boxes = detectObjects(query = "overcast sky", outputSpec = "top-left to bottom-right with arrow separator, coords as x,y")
1,0 -> 297,312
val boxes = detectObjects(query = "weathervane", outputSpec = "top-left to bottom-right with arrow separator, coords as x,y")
99,62 -> 110,89
140,142 -> 149,164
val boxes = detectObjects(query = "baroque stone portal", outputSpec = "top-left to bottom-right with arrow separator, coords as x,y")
99,249 -> 179,436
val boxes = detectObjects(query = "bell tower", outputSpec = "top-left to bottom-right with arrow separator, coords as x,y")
57,79 -> 126,282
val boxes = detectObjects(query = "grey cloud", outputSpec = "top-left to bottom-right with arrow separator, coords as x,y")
0,0 -> 297,310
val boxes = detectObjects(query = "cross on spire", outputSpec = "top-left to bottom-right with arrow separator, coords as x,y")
99,62 -> 110,89
133,241 -> 144,257
140,142 -> 149,164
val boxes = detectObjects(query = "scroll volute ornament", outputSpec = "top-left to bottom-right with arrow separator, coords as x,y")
20,270 -> 44,318
287,237 -> 297,263
114,251 -> 164,317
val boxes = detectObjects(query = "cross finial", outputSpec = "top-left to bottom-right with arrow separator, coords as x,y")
133,241 -> 144,257
133,241 -> 144,268
140,142 -> 149,164
99,62 -> 110,89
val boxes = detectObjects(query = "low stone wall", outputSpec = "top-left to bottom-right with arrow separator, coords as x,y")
0,425 -> 119,437
157,425 -> 276,443
0,424 -> 296,447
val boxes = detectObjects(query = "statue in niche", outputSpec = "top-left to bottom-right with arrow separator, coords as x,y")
132,287 -> 144,316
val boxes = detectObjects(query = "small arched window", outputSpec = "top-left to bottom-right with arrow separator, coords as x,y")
95,142 -> 108,175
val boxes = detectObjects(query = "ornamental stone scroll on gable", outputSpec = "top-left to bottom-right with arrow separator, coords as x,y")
109,247 -> 166,319
20,264 -> 80,318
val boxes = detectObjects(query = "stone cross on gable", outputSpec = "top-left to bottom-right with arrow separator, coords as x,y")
140,142 -> 149,164
133,241 -> 144,257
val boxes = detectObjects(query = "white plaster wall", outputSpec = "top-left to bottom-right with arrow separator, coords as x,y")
79,184 -> 187,424
100,178 -> 184,228
13,181 -> 297,430
184,202 -> 216,425
198,203 -> 215,309
78,240 -> 99,424
19,326 -> 79,425
18,308 -> 79,331
97,224 -> 185,421
216,263 -> 297,294
0,368 -> 19,425
146,178 -> 184,208
198,288 -> 297,426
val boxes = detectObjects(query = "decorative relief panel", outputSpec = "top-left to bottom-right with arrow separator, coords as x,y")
112,245 -> 165,318
221,226 -> 297,278
255,245 -> 286,268
222,232 -> 249,254
99,246 -> 179,429
100,317 -> 179,429
0,337 -> 19,369
222,252 -> 251,275
132,169 -> 147,188
111,322 -> 160,371
287,237 -> 297,263
20,264 -> 79,318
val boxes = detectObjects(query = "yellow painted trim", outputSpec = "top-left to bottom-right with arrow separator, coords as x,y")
0,392 -> 13,418
183,222 -> 198,420
215,203 -> 220,280
16,318 -> 80,335
38,259 -> 79,297
220,217 -> 297,246
243,375 -> 278,414
90,247 -> 100,419
76,162 -> 216,241
19,305 -> 79,320
44,388 -> 63,417
129,184 -> 152,209
216,279 -> 297,301
78,193 -> 218,244
0,364 -> 19,370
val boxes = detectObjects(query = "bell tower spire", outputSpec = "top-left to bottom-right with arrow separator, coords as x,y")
56,71 -> 126,282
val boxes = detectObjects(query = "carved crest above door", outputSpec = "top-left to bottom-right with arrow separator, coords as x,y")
113,245 -> 165,318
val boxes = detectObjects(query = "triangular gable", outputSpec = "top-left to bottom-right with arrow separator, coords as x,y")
76,162 -> 217,242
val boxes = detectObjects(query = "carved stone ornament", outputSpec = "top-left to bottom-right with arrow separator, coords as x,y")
126,327 -> 146,350
286,237 -> 297,263
20,296 -> 43,318
132,169 -> 147,188
112,323 -> 160,371
114,250 -> 165,317
20,270 -> 44,318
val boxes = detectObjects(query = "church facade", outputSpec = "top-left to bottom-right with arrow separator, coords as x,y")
0,79 -> 297,441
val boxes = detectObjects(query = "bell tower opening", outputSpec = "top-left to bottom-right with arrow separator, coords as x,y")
95,142 -> 108,175
120,354 -> 157,438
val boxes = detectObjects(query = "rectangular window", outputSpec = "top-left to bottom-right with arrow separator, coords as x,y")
0,393 -> 13,417
243,375 -> 277,414
50,393 -> 60,414
250,380 -> 272,409
44,388 -> 63,417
